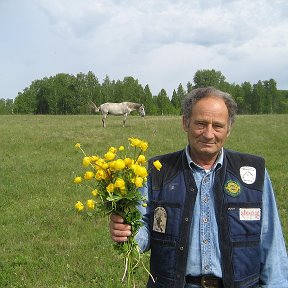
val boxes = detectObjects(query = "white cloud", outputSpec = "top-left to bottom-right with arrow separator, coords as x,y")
1,0 -> 288,100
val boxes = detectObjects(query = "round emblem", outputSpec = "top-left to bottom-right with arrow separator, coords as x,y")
224,180 -> 241,197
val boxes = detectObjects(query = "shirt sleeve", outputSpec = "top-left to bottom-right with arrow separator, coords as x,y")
135,182 -> 151,252
260,169 -> 288,287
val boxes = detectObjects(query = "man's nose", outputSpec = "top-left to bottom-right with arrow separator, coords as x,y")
202,125 -> 214,138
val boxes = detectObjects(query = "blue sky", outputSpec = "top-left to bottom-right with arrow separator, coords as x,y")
1,0 -> 288,100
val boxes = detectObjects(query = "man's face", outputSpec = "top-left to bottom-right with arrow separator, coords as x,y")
182,96 -> 230,161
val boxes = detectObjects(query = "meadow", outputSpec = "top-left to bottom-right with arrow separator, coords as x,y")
1,114 -> 287,288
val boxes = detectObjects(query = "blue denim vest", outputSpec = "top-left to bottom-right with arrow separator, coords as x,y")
147,149 -> 265,288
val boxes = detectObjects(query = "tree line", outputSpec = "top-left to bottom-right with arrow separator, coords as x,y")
1,69 -> 288,115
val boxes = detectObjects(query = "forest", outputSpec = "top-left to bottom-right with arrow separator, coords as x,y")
1,69 -> 288,115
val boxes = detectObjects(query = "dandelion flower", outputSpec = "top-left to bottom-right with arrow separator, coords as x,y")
75,143 -> 81,149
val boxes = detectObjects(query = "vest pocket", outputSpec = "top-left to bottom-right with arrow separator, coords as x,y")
227,203 -> 262,242
226,203 -> 261,281
150,238 -> 176,279
150,201 -> 181,237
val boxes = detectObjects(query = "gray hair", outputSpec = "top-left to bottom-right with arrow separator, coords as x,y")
182,87 -> 237,128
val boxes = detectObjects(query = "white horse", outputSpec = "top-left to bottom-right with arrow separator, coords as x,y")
91,102 -> 145,127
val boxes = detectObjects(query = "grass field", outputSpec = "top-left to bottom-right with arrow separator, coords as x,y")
1,114 -> 287,288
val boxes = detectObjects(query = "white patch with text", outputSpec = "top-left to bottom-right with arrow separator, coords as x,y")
239,208 -> 261,221
240,166 -> 256,184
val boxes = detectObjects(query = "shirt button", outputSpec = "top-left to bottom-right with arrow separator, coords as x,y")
185,218 -> 189,222
176,274 -> 181,279
203,218 -> 208,223
179,246 -> 184,251
203,239 -> 209,244
204,265 -> 210,271
203,197 -> 208,203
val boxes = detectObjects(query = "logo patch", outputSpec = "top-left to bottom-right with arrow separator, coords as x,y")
240,166 -> 256,184
240,208 -> 261,221
153,207 -> 167,233
224,180 -> 241,197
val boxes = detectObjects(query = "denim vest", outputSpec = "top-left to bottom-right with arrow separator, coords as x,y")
147,149 -> 265,288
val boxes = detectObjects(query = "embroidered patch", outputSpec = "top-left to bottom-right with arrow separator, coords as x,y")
153,207 -> 167,233
224,180 -> 241,197
240,166 -> 256,184
239,208 -> 261,221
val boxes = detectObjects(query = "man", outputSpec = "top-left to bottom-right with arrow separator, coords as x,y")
110,87 -> 288,288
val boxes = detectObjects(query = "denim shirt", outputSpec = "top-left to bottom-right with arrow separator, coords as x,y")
136,147 -> 288,287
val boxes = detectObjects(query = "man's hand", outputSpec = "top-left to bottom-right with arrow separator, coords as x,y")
109,214 -> 132,242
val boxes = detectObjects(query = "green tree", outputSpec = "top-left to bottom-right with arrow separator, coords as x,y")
193,69 -> 226,88
241,81 -> 253,114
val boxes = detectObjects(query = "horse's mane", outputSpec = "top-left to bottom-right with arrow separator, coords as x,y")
126,102 -> 142,109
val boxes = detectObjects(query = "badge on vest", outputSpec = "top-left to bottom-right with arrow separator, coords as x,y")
153,207 -> 167,233
224,180 -> 241,197
240,166 -> 256,184
240,208 -> 261,221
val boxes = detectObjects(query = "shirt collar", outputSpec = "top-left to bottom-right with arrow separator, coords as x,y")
185,145 -> 223,172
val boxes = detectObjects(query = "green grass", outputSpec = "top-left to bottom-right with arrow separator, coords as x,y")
1,114 -> 287,287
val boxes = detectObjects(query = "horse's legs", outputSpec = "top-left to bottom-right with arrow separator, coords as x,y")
123,113 -> 128,127
102,113 -> 107,127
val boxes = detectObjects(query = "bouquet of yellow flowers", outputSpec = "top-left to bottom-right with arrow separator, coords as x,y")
73,137 -> 162,287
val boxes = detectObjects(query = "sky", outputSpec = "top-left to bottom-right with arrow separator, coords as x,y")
1,0 -> 288,100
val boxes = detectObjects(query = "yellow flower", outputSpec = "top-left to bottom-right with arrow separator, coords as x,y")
114,159 -> 125,170
75,143 -> 81,149
137,154 -> 146,164
106,183 -> 115,193
87,199 -> 96,210
124,157 -> 133,167
128,137 -> 141,147
95,169 -> 108,180
142,203 -> 148,207
84,171 -> 94,180
114,178 -> 126,192
134,165 -> 148,178
91,189 -> 98,196
109,146 -> 117,153
139,141 -> 148,152
134,176 -> 144,188
118,145 -> 125,151
75,201 -> 84,212
74,176 -> 82,184
104,151 -> 116,161
83,156 -> 91,167
90,155 -> 99,162
153,160 -> 162,171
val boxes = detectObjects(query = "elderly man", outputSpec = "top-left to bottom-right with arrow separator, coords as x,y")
110,87 -> 288,288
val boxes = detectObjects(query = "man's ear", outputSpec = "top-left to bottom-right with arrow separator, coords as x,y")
182,116 -> 188,132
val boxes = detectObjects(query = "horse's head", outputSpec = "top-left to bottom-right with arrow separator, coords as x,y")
138,104 -> 145,117
90,102 -> 100,113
